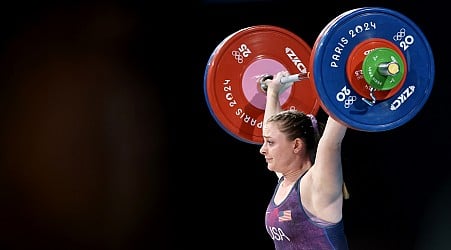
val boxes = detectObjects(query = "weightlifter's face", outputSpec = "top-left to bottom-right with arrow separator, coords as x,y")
260,122 -> 293,173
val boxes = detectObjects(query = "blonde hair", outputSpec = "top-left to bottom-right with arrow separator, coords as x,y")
343,182 -> 350,200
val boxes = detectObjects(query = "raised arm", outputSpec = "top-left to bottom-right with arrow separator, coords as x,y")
262,71 -> 286,129
307,116 -> 348,220
261,71 -> 288,179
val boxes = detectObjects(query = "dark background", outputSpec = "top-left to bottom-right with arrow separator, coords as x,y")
0,0 -> 449,250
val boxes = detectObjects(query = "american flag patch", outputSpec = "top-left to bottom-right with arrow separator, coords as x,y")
278,210 -> 292,222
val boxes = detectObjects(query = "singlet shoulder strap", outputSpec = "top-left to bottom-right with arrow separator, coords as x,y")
294,169 -> 309,188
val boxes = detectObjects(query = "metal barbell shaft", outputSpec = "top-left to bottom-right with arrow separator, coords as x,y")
259,72 -> 310,93
378,62 -> 400,76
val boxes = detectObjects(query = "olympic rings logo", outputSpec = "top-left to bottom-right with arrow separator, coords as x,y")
344,96 -> 357,108
336,86 -> 357,109
231,50 -> 244,64
393,28 -> 406,41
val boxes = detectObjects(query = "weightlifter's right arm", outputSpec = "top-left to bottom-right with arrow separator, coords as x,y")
262,71 -> 286,128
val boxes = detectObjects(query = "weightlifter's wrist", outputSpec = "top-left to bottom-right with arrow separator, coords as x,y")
266,89 -> 280,98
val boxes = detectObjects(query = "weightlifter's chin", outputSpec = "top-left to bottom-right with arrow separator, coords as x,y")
266,163 -> 276,172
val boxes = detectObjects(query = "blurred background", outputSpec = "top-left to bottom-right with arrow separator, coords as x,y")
0,0 -> 448,249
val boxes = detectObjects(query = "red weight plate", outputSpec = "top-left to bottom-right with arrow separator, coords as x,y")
346,38 -> 407,100
204,25 -> 319,144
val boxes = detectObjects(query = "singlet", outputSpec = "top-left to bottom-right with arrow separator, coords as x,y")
265,175 -> 349,250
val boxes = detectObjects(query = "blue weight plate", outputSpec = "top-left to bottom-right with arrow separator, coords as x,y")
311,7 -> 435,131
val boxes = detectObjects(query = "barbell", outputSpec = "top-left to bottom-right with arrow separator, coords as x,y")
204,7 -> 435,144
